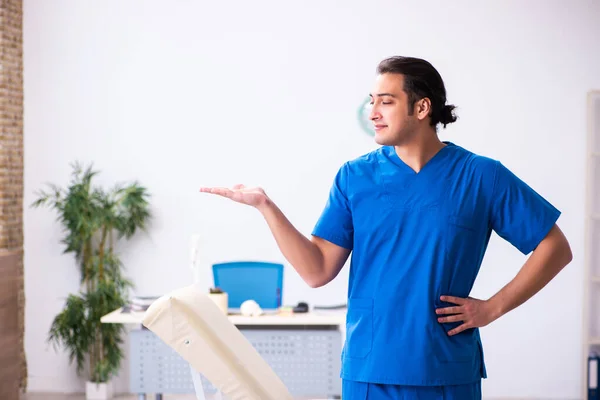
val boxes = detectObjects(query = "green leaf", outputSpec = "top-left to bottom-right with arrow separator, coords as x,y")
32,161 -> 152,383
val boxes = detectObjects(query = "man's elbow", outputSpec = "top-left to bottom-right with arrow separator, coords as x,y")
307,280 -> 323,289
304,268 -> 336,288
306,275 -> 332,289
561,238 -> 573,266
551,224 -> 573,267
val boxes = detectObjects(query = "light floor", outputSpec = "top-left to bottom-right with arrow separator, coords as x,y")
21,394 -> 326,400
22,395 -> 213,400
20,395 -> 344,400
19,395 -> 573,400
19,394 -> 570,400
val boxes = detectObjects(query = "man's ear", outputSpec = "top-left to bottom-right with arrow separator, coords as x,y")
416,98 -> 431,121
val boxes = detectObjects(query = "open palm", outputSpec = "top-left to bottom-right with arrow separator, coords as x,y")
199,184 -> 268,208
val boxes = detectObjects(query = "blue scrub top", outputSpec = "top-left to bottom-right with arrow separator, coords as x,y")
312,142 -> 561,386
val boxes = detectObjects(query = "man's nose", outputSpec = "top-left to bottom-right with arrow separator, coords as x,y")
370,108 -> 380,121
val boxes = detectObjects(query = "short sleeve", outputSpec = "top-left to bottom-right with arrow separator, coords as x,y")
312,163 -> 354,250
490,161 -> 561,255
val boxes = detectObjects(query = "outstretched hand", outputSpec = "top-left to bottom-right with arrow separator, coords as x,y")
199,184 -> 270,209
436,295 -> 499,336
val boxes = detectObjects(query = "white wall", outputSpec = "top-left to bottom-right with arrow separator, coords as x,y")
23,0 -> 600,398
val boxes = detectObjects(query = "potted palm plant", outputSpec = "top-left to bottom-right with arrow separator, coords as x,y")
31,162 -> 151,399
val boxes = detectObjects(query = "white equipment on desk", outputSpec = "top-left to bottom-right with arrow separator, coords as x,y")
142,283 -> 294,400
187,233 -> 222,399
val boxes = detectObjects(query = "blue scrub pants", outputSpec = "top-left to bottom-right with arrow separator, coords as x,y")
342,379 -> 481,400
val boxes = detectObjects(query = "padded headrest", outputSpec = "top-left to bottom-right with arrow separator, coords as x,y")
142,284 -> 293,400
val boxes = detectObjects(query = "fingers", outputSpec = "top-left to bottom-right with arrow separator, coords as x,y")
436,306 -> 461,315
200,185 -> 247,194
437,314 -> 463,323
440,295 -> 466,305
448,322 -> 471,336
437,296 -> 474,334
199,187 -> 234,198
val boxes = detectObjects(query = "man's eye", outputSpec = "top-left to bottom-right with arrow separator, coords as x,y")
382,101 -> 392,105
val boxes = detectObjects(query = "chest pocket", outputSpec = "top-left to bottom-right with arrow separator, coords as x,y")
444,215 -> 480,291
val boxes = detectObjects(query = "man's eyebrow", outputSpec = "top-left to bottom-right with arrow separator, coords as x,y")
368,93 -> 397,98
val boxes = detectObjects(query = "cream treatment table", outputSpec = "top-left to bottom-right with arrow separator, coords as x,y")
101,307 -> 345,399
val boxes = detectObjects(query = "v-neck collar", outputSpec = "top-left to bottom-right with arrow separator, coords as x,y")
384,141 -> 455,175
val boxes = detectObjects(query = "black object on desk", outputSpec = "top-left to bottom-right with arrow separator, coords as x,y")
293,301 -> 309,313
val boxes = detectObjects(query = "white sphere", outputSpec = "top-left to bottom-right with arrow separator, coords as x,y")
240,300 -> 263,317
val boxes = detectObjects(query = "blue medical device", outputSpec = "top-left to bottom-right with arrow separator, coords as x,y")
212,261 -> 284,310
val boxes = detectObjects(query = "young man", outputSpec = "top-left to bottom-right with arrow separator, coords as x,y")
200,56 -> 572,400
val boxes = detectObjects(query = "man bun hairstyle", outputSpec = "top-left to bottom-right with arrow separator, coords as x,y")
440,104 -> 457,127
377,56 -> 458,129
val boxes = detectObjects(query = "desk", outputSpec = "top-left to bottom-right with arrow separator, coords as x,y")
101,307 -> 346,400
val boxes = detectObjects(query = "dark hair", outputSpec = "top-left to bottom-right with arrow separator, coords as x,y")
377,56 -> 457,128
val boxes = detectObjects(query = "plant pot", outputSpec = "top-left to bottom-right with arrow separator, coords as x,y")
208,292 -> 228,315
85,380 -> 114,400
